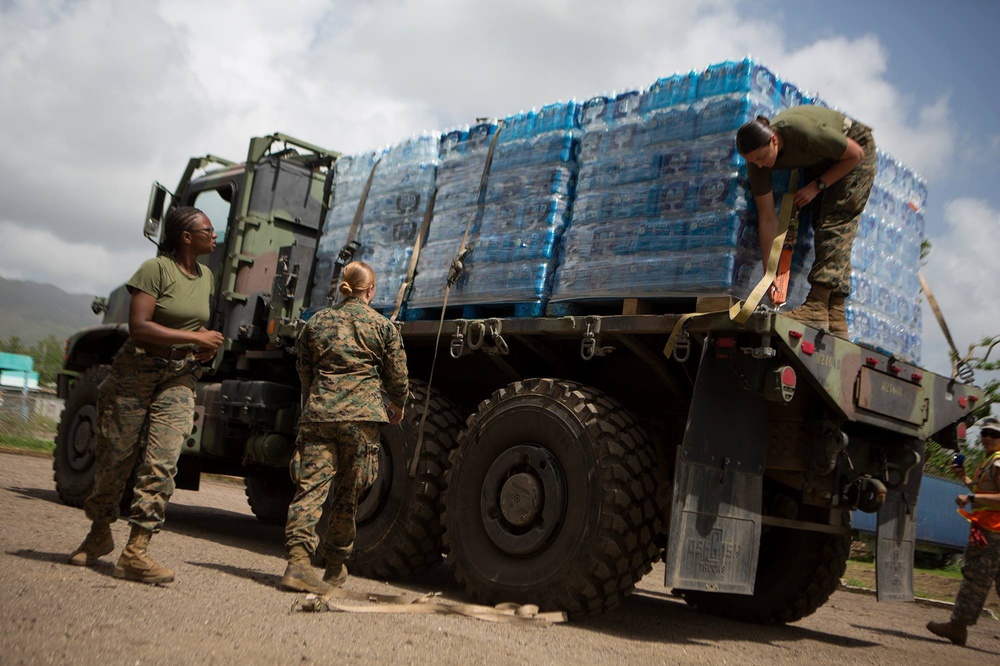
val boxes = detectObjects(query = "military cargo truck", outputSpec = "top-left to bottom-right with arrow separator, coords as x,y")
55,133 -> 984,621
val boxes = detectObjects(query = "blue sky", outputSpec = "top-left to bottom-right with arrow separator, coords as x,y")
774,0 -> 1000,380
0,0 -> 996,382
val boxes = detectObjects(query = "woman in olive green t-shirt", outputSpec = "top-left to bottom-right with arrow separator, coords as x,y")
67,206 -> 224,585
737,106 -> 876,338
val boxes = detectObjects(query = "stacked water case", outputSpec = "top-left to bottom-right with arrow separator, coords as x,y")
408,103 -> 581,316
551,59 -> 813,306
310,134 -> 440,312
845,153 -> 925,361
310,151 -> 378,309
406,121 -> 499,310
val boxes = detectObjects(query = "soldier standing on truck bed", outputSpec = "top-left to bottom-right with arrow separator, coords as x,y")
67,206 -> 224,584
926,416 -> 1000,647
281,261 -> 409,595
737,106 -> 876,337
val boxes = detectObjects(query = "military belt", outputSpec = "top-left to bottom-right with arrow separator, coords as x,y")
135,343 -> 193,361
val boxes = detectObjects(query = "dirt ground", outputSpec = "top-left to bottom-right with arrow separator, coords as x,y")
3,450 -> 999,664
844,559 -> 1000,615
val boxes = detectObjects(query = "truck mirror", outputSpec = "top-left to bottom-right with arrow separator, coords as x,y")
144,182 -> 170,243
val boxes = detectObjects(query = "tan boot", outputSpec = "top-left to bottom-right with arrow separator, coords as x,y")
926,620 -> 967,646
829,294 -> 849,340
281,545 -> 331,594
68,522 -> 114,566
785,285 -> 832,330
113,525 -> 174,584
323,562 -> 348,588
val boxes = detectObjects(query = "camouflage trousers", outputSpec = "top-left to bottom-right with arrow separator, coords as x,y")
806,122 -> 877,296
951,527 -> 1000,626
84,342 -> 199,532
284,421 -> 380,564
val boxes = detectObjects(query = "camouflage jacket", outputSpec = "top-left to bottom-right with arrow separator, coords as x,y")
297,298 -> 408,423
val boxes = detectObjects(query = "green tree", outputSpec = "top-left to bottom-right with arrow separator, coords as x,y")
0,336 -> 28,355
30,335 -> 65,386
924,334 -> 999,477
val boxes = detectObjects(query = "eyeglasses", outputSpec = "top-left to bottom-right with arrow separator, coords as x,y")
983,431 -> 1000,440
189,226 -> 215,235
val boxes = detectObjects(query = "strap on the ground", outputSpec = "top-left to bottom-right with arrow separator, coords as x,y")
919,271 -> 975,383
329,156 -> 381,303
292,587 -> 566,625
409,124 -> 504,478
390,188 -> 438,322
663,171 -> 798,359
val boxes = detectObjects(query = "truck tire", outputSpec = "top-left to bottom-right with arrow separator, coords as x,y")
245,469 -> 295,526
53,366 -> 110,507
680,512 -> 851,624
443,378 -> 661,618
347,379 -> 462,579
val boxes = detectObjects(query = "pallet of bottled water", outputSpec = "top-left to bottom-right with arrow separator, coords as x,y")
308,58 -> 925,361
310,134 -> 440,313
551,59 -> 814,307
407,102 -> 581,317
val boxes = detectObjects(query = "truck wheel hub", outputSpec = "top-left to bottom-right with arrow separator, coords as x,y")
70,406 -> 97,470
481,444 -> 565,555
499,473 -> 541,526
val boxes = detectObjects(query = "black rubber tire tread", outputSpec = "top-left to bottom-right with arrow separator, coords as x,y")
348,379 -> 463,579
244,470 -> 295,526
442,378 -> 662,619
53,366 -> 110,507
680,512 -> 851,624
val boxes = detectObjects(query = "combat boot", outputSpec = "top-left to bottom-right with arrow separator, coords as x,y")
829,294 -> 849,340
785,285 -> 832,330
281,544 -> 331,595
323,562 -> 349,588
68,522 -> 114,566
926,620 -> 967,646
113,524 -> 174,584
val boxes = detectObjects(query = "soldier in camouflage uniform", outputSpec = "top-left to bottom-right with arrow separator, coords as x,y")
738,107 -> 877,337
927,417 -> 1000,647
281,261 -> 408,595
67,207 -> 224,584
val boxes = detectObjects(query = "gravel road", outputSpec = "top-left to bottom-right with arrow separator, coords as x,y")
2,450 -> 998,665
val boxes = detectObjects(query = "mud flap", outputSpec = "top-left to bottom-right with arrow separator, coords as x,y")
875,468 -> 920,602
664,339 -> 767,594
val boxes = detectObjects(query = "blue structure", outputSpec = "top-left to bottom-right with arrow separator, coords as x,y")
853,475 -> 969,558
0,352 -> 38,389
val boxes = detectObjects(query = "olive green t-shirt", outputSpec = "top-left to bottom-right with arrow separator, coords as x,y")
747,106 -> 849,196
126,256 -> 214,332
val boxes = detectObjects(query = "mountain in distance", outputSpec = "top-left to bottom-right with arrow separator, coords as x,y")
0,277 -> 104,346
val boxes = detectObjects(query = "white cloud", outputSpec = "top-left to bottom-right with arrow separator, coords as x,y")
772,35 -> 954,181
0,220 -> 152,296
920,198 -> 1000,376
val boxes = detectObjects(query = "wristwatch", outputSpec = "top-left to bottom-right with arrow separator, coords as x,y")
815,179 -> 827,192
969,494 -> 976,504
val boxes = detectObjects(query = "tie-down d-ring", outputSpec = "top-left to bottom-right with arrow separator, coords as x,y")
450,320 -> 469,359
486,318 -> 508,356
466,320 -> 487,351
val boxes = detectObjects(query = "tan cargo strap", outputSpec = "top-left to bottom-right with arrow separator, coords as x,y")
329,156 -> 381,304
390,188 -> 438,322
292,587 -> 566,624
663,171 -> 798,359
409,123 -> 504,477
919,271 -> 975,383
